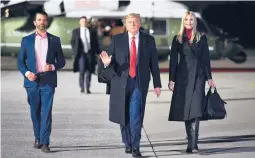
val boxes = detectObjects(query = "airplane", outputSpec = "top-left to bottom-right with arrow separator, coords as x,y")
1,0 -> 247,63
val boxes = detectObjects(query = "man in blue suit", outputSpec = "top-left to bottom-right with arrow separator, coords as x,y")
17,11 -> 65,153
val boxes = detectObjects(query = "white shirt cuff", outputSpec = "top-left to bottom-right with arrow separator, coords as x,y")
51,64 -> 55,71
25,71 -> 31,77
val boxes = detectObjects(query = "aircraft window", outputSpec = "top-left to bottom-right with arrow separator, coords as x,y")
196,18 -> 208,33
151,20 -> 167,35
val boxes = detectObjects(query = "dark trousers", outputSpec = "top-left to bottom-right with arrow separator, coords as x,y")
79,53 -> 91,90
120,76 -> 142,149
25,84 -> 55,145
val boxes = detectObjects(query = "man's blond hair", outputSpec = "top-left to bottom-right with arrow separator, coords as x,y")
123,13 -> 141,26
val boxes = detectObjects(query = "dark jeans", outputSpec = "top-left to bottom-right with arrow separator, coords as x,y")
120,76 -> 142,149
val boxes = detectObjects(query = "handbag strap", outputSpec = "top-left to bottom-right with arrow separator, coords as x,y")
208,87 -> 227,104
209,86 -> 217,93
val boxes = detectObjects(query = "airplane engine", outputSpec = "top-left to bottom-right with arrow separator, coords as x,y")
44,0 -> 65,16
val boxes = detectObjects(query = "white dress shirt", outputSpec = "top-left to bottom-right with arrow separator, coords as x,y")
80,27 -> 90,53
128,32 -> 139,57
25,32 -> 55,77
104,31 -> 139,68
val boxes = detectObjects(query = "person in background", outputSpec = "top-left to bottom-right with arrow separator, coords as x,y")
71,16 -> 100,94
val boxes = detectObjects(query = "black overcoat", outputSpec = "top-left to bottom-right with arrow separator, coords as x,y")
168,34 -> 212,121
99,31 -> 162,126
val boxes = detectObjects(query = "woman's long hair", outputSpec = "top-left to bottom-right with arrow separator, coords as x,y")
177,11 -> 201,43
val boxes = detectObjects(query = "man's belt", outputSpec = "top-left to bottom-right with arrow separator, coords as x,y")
36,72 -> 48,80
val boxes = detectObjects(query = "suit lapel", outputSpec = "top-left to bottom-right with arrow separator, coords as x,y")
46,32 -> 52,62
28,33 -> 37,72
30,33 -> 36,59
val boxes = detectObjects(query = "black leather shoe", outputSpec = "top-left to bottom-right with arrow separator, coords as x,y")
125,147 -> 132,154
81,88 -> 85,93
41,144 -> 50,153
86,90 -> 91,94
132,148 -> 142,157
34,139 -> 41,149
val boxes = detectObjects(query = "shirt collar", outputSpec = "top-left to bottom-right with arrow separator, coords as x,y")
36,31 -> 47,38
80,26 -> 88,29
128,31 -> 139,40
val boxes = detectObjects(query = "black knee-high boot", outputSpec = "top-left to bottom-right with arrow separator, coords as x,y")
185,118 -> 200,153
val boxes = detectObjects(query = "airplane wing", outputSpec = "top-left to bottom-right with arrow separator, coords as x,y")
1,0 -> 47,17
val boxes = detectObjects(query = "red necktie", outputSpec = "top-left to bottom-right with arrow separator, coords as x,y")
129,36 -> 136,78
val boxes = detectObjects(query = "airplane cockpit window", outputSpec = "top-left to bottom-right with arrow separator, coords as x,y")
196,18 -> 208,33
151,19 -> 167,35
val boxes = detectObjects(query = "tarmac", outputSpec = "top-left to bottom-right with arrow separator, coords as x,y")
1,70 -> 255,158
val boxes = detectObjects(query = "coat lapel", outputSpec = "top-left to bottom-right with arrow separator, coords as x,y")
122,32 -> 130,61
191,37 -> 198,52
138,31 -> 144,65
183,31 -> 198,54
123,31 -> 144,63
77,28 -> 80,38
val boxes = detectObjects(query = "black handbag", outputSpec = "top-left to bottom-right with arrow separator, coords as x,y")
201,87 -> 227,120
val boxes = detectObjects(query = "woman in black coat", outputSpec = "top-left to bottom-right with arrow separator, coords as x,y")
168,11 -> 216,153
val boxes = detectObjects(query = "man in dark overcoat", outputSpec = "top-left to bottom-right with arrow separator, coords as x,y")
99,13 -> 161,157
71,16 -> 100,94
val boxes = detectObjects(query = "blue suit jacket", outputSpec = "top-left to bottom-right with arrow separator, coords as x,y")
17,32 -> 66,88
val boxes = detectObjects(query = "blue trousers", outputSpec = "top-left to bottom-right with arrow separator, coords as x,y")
25,85 -> 55,145
120,77 -> 142,149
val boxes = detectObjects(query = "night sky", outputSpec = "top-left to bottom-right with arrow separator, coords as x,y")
202,1 -> 255,48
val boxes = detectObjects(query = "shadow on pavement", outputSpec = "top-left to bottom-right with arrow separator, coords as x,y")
152,135 -> 255,156
199,146 -> 255,155
147,97 -> 255,105
156,147 -> 255,157
151,134 -> 255,147
50,144 -> 155,157
50,144 -> 124,151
